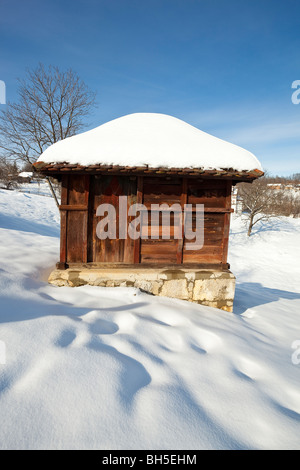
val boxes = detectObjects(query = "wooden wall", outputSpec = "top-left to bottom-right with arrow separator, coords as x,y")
58,174 -> 232,269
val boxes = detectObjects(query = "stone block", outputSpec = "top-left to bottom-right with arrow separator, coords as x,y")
160,279 -> 189,300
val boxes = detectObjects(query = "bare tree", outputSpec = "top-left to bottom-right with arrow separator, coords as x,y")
0,63 -> 96,165
238,176 -> 282,236
0,157 -> 19,190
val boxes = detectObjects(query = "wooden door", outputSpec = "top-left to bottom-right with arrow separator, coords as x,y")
89,175 -> 137,263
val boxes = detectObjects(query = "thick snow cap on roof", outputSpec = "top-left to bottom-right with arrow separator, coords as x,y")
37,113 -> 263,172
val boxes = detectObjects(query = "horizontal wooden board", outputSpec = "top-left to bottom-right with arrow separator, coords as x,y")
187,179 -> 228,190
141,253 -> 178,264
188,195 -> 226,208
143,177 -> 182,185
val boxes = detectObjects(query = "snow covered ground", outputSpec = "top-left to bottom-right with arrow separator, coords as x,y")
0,187 -> 299,450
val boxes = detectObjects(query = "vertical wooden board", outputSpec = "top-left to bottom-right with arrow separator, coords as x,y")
59,175 -> 69,265
177,178 -> 187,264
221,180 -> 232,265
133,176 -> 143,264
82,176 -> 90,263
68,175 -> 89,204
124,177 -> 137,263
65,175 -> 90,264
66,210 -> 86,263
87,176 -> 95,263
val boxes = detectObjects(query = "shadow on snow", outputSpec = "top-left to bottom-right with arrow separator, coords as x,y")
233,282 -> 300,315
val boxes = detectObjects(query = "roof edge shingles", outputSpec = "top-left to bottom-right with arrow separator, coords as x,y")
33,160 -> 264,181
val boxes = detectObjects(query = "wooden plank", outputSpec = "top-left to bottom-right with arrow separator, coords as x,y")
141,253 -> 178,264
82,175 -> 90,264
221,180 -> 232,265
141,241 -> 178,254
183,250 -> 223,264
185,207 -> 234,213
134,176 -> 143,264
142,176 -> 181,185
59,204 -> 88,211
123,177 -> 137,263
177,178 -> 187,264
187,179 -> 228,190
140,225 -> 179,238
66,211 -> 86,263
66,174 -> 90,263
66,261 -> 230,270
59,174 -> 69,267
87,175 -> 95,263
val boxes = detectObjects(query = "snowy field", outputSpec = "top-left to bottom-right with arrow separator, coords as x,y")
0,187 -> 299,450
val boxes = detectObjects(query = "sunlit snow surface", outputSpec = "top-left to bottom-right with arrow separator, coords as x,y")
0,187 -> 299,450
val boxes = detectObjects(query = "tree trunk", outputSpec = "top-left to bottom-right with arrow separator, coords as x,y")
46,177 -> 60,208
247,213 -> 254,236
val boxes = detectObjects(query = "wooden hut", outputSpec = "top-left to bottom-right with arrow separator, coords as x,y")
34,113 -> 263,311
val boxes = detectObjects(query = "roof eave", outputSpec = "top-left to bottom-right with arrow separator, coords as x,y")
33,161 -> 264,182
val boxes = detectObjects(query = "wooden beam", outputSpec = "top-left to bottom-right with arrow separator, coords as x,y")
59,175 -> 69,267
82,175 -> 90,264
64,262 -> 231,271
222,180 -> 232,265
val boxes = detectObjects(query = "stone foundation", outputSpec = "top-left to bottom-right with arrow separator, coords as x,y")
48,266 -> 236,312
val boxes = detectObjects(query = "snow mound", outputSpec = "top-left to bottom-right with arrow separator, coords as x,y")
37,113 -> 262,172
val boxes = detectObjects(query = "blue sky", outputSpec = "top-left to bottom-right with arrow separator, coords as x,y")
0,0 -> 300,175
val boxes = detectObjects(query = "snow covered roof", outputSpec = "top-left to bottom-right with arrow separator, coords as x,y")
36,113 -> 263,173
18,172 -> 33,178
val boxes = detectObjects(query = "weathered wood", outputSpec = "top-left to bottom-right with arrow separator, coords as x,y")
82,175 -> 90,263
65,175 -> 90,263
56,261 -> 67,270
66,261 -> 231,271
176,178 -> 187,264
92,175 -> 137,264
133,176 -> 143,264
59,205 -> 88,211
142,177 -> 182,264
123,177 -> 137,263
56,174 -> 234,269
221,180 -> 232,265
35,161 -> 264,183
60,175 -> 69,265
